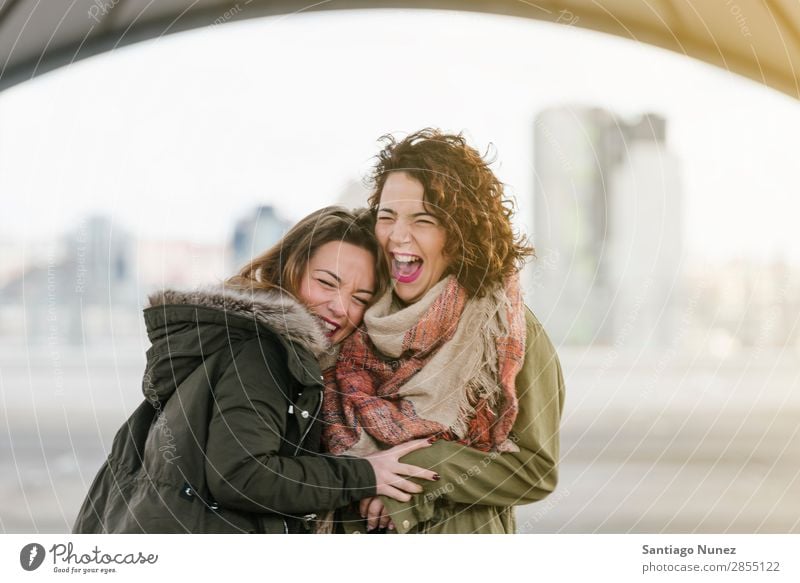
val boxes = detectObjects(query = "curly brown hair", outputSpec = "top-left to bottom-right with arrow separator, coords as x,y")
367,128 -> 533,298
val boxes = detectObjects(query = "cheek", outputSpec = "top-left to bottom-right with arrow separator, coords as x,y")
374,225 -> 391,248
438,231 -> 450,262
299,280 -> 322,307
428,244 -> 450,277
296,278 -> 310,305
348,306 -> 365,326
422,232 -> 448,265
438,240 -> 449,266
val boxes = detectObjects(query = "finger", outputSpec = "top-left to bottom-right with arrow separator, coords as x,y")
366,512 -> 377,532
372,499 -> 387,520
388,521 -> 396,531
379,485 -> 411,503
393,438 -> 433,456
378,505 -> 391,530
387,476 -> 423,494
398,464 -> 439,481
366,498 -> 383,531
368,497 -> 383,515
359,497 -> 371,518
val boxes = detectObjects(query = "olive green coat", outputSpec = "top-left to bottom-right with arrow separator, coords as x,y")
339,308 -> 564,534
73,286 -> 376,534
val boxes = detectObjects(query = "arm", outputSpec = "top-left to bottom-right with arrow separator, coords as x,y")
204,337 -> 377,515
382,309 -> 565,527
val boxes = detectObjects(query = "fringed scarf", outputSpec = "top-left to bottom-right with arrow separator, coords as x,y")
321,274 -> 526,457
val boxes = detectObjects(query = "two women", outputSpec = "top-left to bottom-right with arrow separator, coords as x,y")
74,129 -> 563,535
322,129 -> 564,534
73,207 -> 437,534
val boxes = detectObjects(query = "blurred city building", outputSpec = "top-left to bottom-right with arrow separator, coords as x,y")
0,209 -> 294,345
0,216 -> 138,344
530,107 -> 684,347
0,216 -> 230,344
230,205 -> 291,272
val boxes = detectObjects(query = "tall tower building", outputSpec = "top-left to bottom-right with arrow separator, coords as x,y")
532,107 -> 683,347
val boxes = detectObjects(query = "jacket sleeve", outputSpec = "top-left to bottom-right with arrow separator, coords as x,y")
382,308 -> 565,530
204,337 -> 376,515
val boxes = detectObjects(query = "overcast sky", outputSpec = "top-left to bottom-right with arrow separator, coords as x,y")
1,9 -> 798,265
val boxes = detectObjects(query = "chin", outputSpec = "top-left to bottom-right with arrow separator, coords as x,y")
393,285 -> 421,304
332,332 -> 351,345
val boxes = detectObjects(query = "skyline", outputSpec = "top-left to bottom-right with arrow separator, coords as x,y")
2,205 -> 798,353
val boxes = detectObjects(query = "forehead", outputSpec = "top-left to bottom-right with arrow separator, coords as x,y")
308,241 -> 375,283
378,172 -> 425,208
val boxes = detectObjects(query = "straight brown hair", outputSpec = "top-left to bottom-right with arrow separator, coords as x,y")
226,206 -> 387,301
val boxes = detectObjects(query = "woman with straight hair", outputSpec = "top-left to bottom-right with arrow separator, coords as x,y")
73,206 -> 437,534
322,131 -> 565,534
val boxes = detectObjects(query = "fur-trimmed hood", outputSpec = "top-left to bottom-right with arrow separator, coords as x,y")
141,285 -> 330,403
146,285 -> 329,357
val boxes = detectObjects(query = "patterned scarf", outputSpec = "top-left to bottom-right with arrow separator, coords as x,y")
321,274 -> 526,456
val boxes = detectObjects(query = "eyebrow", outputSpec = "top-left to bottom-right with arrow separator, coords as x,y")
314,269 -> 375,295
377,207 -> 437,219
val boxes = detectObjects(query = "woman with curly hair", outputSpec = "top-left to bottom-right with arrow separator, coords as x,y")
321,129 -> 565,534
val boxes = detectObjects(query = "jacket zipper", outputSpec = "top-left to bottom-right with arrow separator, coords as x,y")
294,391 -> 323,455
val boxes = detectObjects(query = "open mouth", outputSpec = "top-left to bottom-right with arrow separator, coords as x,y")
391,252 -> 423,284
316,316 -> 341,338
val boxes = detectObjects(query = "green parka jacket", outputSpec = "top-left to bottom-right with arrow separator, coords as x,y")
72,286 -> 376,534
337,308 -> 564,534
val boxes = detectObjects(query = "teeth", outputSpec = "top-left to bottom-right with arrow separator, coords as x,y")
393,253 -> 420,263
318,318 -> 338,332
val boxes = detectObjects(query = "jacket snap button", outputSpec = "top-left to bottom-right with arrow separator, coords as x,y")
184,487 -> 193,496
402,519 -> 410,529
352,530 -> 361,534
301,410 -> 310,419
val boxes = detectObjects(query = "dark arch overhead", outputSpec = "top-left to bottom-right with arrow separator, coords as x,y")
1,0 -> 798,98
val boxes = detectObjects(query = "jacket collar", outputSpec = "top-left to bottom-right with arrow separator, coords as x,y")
146,284 -> 330,361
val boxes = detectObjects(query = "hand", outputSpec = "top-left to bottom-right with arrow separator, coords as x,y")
364,438 -> 440,502
359,496 -> 394,532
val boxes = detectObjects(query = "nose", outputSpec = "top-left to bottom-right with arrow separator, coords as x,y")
328,292 -> 347,318
388,218 -> 411,245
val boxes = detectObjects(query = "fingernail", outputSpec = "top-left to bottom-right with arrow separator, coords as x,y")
433,473 -> 440,481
